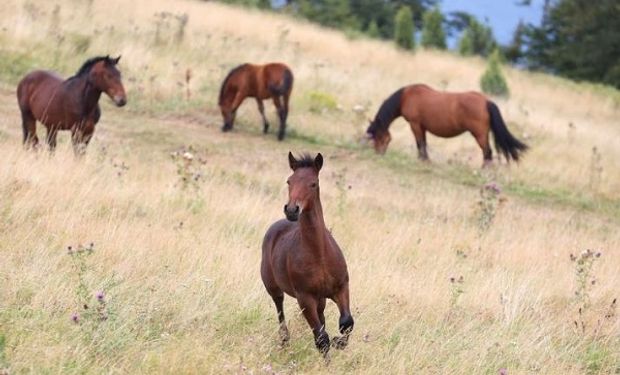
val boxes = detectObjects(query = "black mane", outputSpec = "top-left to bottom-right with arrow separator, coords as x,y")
218,64 -> 248,105
69,56 -> 115,79
293,153 -> 316,169
367,87 -> 404,134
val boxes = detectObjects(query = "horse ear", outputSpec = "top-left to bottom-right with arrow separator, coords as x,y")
288,151 -> 298,170
113,55 -> 121,65
314,153 -> 323,172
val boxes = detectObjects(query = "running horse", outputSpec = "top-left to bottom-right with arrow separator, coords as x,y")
366,84 -> 528,165
261,152 -> 354,356
219,63 -> 293,140
17,55 -> 127,153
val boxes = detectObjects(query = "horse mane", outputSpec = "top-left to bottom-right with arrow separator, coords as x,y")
293,153 -> 316,169
68,56 -> 115,80
368,87 -> 404,134
219,63 -> 248,105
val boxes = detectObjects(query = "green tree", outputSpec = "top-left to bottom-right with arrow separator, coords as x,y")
503,20 -> 526,64
523,0 -> 620,88
480,49 -> 509,97
421,7 -> 446,49
366,19 -> 381,38
458,17 -> 495,57
394,6 -> 415,50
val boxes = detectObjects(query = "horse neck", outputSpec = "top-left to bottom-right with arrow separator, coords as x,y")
66,75 -> 102,116
299,194 -> 328,254
372,88 -> 404,133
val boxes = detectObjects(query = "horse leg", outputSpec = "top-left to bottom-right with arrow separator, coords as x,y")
45,126 -> 58,153
272,96 -> 286,141
331,285 -> 354,350
297,294 -> 330,356
270,292 -> 290,345
256,98 -> 270,134
409,121 -> 428,160
20,109 -> 38,149
222,92 -> 244,132
317,297 -> 326,328
473,130 -> 493,167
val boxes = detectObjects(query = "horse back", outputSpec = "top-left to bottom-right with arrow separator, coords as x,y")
17,70 -> 65,116
402,85 -> 489,136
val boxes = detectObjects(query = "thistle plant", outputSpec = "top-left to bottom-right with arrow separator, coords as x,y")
170,145 -> 207,192
476,181 -> 503,233
570,249 -> 602,334
67,243 -> 113,328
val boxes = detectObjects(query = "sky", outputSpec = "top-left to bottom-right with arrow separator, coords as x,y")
440,0 -> 545,45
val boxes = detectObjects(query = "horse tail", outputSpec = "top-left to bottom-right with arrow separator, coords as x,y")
487,101 -> 528,162
269,68 -> 294,96
282,68 -> 293,95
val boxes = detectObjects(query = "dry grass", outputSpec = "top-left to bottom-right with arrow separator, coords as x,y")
0,0 -> 619,374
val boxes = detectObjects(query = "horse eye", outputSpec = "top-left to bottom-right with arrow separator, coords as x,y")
310,183 -> 317,188
286,180 -> 290,185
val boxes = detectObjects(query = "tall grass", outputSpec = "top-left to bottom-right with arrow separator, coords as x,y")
0,0 -> 619,373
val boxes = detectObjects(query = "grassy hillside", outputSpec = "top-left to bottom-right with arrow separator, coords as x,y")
0,0 -> 618,374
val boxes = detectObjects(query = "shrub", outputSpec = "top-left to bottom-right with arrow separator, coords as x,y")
421,7 -> 446,49
394,6 -> 415,50
480,49 -> 510,97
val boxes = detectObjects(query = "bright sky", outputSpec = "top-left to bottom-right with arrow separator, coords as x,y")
440,0 -> 544,44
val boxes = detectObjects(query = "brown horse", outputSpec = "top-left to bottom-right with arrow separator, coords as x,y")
365,84 -> 527,165
219,63 -> 293,141
17,55 -> 127,153
261,152 -> 354,356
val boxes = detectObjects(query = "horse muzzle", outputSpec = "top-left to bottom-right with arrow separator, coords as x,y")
114,95 -> 127,107
283,204 -> 300,222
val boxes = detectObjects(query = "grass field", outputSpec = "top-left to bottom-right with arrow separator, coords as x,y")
0,0 -> 618,374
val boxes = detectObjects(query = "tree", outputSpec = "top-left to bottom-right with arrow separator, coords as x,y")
366,19 -> 381,38
503,20 -> 526,64
458,17 -> 495,57
480,49 -> 509,97
523,0 -> 620,88
421,7 -> 446,49
394,6 -> 415,50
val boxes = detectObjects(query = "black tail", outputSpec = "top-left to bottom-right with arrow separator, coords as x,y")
487,101 -> 528,162
270,68 -> 294,96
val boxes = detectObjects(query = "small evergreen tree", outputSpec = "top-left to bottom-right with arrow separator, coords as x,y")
480,49 -> 509,97
366,19 -> 381,38
394,6 -> 415,50
458,17 -> 495,57
421,7 -> 446,49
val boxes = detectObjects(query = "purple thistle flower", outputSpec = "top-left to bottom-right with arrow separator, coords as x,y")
499,369 -> 508,375
71,312 -> 80,323
96,291 -> 105,303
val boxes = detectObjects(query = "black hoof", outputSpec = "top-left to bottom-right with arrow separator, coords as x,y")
315,332 -> 330,355
221,124 -> 232,132
263,124 -> 270,134
331,335 -> 349,350
277,132 -> 285,141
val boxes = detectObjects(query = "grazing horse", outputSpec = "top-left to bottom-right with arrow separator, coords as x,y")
219,63 -> 293,141
366,84 -> 528,165
17,55 -> 127,153
261,152 -> 354,356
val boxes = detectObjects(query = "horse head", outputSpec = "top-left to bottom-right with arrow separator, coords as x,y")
89,55 -> 127,107
284,152 -> 323,222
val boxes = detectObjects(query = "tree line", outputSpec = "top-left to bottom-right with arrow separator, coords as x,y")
214,0 -> 620,90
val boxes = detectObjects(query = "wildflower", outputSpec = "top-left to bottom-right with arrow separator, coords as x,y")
96,291 -> 105,303
183,151 -> 194,161
71,312 -> 79,323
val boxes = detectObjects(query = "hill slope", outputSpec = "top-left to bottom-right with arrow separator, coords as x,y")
0,0 -> 618,374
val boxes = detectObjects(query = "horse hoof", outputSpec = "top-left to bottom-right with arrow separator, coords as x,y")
278,325 -> 290,346
315,332 -> 330,355
331,335 -> 349,350
221,125 -> 232,132
263,124 -> 270,134
277,133 -> 285,141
